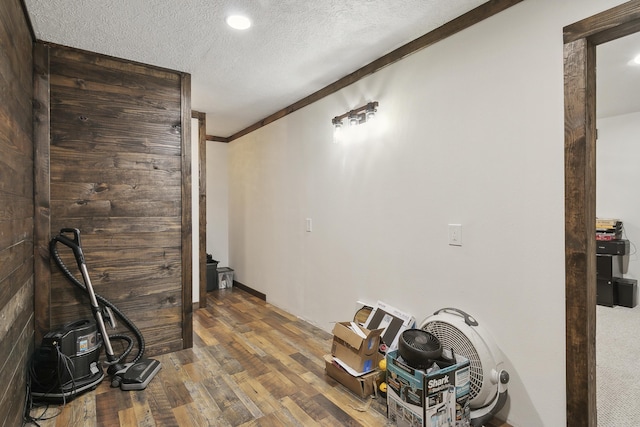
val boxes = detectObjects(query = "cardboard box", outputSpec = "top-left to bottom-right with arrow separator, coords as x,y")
331,322 -> 384,374
324,354 -> 383,398
386,349 -> 470,427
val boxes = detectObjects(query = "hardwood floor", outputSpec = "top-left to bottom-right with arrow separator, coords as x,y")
26,288 -> 512,426
27,288 -> 390,426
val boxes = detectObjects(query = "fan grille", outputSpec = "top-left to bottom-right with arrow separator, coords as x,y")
403,330 -> 440,352
422,320 -> 483,401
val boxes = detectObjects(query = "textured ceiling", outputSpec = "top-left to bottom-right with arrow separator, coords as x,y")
24,0 -> 487,136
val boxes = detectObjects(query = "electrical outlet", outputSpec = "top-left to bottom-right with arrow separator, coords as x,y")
448,224 -> 462,246
305,218 -> 313,232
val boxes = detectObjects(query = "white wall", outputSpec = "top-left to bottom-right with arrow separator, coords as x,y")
206,140 -> 229,267
227,1 -> 626,425
191,118 -> 199,303
597,111 -> 640,279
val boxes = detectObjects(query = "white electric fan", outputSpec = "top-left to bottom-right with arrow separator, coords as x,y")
420,308 -> 510,427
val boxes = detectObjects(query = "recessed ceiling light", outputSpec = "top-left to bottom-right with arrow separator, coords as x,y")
226,15 -> 251,30
634,53 -> 640,65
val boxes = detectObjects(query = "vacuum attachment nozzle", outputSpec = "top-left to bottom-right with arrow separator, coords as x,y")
111,358 -> 162,390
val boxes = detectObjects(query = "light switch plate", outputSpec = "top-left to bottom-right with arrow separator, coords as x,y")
448,224 -> 462,246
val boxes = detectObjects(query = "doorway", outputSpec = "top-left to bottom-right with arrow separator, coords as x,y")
564,1 -> 640,426
594,31 -> 640,425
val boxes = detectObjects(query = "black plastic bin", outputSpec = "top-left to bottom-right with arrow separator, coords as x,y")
206,255 -> 219,292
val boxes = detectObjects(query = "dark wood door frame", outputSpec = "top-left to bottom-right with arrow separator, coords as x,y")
564,2 -> 640,425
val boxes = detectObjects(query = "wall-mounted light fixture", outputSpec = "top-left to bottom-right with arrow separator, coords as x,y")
332,101 -> 378,130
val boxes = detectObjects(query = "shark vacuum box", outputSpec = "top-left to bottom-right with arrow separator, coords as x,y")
386,349 -> 471,427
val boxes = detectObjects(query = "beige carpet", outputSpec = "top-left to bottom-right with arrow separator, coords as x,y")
596,303 -> 640,426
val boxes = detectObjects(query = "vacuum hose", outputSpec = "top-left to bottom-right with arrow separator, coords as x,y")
49,230 -> 145,366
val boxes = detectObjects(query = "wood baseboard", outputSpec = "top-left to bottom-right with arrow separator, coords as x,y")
233,280 -> 266,301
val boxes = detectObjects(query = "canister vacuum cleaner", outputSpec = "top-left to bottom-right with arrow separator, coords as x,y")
28,228 -> 161,404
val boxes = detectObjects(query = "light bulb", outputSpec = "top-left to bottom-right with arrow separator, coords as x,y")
365,102 -> 377,122
366,110 -> 375,122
